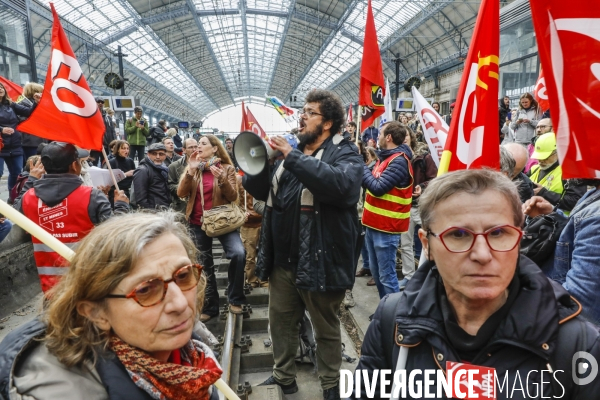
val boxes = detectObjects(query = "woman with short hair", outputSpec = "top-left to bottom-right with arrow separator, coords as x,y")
353,169 -> 600,399
177,134 -> 246,321
0,212 -> 222,399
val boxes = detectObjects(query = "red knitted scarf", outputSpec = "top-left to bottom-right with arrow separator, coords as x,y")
109,336 -> 222,400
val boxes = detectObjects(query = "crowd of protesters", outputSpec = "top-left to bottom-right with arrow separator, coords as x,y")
1,83 -> 600,400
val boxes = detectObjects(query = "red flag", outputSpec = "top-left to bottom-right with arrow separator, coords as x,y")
240,100 -> 249,132
17,3 -> 104,150
530,1 -> 600,178
534,67 -> 551,112
439,0 -> 499,174
245,105 -> 267,139
358,0 -> 385,127
0,76 -> 23,100
347,103 -> 353,123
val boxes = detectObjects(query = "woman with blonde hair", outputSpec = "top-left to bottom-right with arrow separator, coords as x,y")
178,134 -> 245,321
167,127 -> 183,154
0,212 -> 222,399
18,82 -> 47,161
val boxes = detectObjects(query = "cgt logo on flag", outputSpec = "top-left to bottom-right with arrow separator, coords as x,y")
50,50 -> 97,117
455,53 -> 499,168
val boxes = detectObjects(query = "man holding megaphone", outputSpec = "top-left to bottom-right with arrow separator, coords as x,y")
241,90 -> 363,400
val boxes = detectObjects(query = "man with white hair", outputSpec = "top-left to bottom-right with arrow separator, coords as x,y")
503,143 -> 534,203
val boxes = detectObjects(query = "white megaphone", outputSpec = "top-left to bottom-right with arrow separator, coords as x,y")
232,131 -> 277,176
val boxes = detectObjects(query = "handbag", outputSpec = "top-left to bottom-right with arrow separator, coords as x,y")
520,189 -> 568,264
199,171 -> 245,237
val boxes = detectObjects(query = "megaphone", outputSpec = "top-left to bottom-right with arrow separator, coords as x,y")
233,131 -> 298,176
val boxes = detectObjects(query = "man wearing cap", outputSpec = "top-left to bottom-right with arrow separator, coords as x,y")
529,132 -> 586,213
132,142 -> 171,210
125,106 -> 149,163
14,142 -> 129,293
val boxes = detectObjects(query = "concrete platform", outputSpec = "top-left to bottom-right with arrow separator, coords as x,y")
346,261 -> 382,344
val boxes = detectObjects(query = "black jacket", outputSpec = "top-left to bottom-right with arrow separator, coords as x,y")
148,125 -> 166,145
499,101 -> 510,134
362,145 -> 413,196
0,319 -> 219,400
353,257 -> 600,399
14,173 -> 128,223
173,134 -> 183,152
108,155 -> 136,194
132,157 -> 171,209
17,97 -> 47,148
514,171 -> 534,204
102,111 -> 116,152
244,134 -> 363,292
0,100 -> 36,156
532,163 -> 587,212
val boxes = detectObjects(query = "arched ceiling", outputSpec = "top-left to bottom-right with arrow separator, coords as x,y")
29,0 -> 494,119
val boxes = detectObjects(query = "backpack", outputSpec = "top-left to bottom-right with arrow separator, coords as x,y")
9,173 -> 29,204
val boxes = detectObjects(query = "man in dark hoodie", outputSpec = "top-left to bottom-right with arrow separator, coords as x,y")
362,121 -> 413,298
132,142 -> 171,209
14,142 -> 129,293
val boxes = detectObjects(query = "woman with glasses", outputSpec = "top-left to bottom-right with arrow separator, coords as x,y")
352,169 -> 600,399
0,212 -> 222,400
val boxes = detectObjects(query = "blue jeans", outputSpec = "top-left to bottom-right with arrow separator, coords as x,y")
190,224 -> 246,316
365,227 -> 401,298
0,219 -> 13,244
0,155 -> 23,191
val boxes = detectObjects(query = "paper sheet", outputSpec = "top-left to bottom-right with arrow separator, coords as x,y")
87,166 -> 126,188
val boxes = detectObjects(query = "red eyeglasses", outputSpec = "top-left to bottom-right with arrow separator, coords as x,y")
105,264 -> 203,307
427,225 -> 523,253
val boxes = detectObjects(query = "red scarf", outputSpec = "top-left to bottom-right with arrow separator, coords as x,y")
109,336 -> 222,400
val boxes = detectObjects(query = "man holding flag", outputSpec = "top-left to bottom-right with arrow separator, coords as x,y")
10,4 -> 129,294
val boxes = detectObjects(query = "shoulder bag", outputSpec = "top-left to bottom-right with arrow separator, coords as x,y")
200,171 -> 246,237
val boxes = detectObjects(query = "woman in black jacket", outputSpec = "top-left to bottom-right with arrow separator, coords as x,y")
0,82 -> 39,190
106,140 -> 135,204
17,82 -> 46,162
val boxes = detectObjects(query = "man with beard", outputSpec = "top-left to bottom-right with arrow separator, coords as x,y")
243,89 -> 362,400
530,132 -> 586,213
361,121 -> 413,298
524,178 -> 600,324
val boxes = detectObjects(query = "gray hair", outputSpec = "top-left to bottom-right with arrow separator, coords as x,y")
500,146 -> 516,178
419,169 -> 524,230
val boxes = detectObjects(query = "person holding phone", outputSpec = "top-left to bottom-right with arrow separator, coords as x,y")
509,93 -> 540,145
124,106 -> 149,163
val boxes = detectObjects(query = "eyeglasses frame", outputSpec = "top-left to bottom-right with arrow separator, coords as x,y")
299,108 -> 323,118
426,225 -> 523,253
105,263 -> 203,307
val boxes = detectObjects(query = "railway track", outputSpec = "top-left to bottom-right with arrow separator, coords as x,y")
205,242 -> 360,400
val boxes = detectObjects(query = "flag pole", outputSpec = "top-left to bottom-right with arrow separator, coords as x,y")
102,148 -> 120,191
356,106 -> 362,145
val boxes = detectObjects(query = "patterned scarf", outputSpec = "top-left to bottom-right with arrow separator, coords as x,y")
109,336 -> 222,400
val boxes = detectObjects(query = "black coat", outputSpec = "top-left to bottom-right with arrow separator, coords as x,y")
102,111 -> 116,151
244,134 -> 363,292
0,100 -> 36,156
353,257 -> 600,399
148,125 -> 166,144
18,97 -> 47,148
0,319 -> 219,400
132,157 -> 171,209
173,134 -> 183,152
499,102 -> 510,134
108,155 -> 136,192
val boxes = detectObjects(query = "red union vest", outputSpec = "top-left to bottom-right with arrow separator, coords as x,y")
21,185 -> 94,293
362,152 -> 413,234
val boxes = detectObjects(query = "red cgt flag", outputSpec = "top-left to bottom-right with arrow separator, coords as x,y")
17,3 -> 104,150
530,1 -> 600,179
0,76 -> 23,100
245,104 -> 267,139
358,0 -> 385,128
438,0 -> 500,174
534,67 -> 551,112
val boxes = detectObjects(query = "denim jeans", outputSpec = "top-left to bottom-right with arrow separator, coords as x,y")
0,219 -> 12,244
365,227 -> 401,298
190,224 -> 246,316
0,155 -> 23,191
360,224 -> 370,270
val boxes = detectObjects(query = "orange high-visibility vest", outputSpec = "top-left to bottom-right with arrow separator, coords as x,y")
362,152 -> 413,234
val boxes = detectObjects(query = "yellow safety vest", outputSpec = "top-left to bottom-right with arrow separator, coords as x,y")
530,164 -> 563,195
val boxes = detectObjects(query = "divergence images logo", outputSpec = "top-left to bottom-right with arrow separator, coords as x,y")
573,351 -> 598,386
